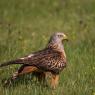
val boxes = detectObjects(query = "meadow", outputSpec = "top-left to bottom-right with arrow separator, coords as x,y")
0,0 -> 95,95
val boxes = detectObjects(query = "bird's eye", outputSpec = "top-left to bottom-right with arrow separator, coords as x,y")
58,35 -> 63,38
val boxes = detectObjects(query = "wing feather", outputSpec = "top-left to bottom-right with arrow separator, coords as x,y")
23,48 -> 67,72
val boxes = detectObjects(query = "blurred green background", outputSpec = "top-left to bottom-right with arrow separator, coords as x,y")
0,0 -> 95,95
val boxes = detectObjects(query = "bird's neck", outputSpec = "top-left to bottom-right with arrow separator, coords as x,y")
47,40 -> 66,58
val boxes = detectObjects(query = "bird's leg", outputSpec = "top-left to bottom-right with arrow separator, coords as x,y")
33,72 -> 46,84
51,74 -> 59,89
37,72 -> 46,83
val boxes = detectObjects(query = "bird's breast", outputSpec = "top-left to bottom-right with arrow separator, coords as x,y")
48,56 -> 67,74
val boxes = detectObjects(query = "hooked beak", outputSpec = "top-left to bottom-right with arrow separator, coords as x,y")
63,34 -> 68,41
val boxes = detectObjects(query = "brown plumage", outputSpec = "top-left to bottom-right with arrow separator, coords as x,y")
0,32 -> 68,88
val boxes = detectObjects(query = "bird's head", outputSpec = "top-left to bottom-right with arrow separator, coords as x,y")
48,32 -> 68,49
53,32 -> 68,42
49,32 -> 68,43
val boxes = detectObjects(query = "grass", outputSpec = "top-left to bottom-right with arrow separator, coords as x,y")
0,0 -> 95,95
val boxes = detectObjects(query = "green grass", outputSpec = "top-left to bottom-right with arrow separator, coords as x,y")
0,0 -> 95,95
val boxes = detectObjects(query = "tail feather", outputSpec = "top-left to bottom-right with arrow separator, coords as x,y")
0,59 -> 25,67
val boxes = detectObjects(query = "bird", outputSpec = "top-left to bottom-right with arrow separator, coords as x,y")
0,32 -> 68,89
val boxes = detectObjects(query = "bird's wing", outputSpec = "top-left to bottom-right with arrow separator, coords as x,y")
0,48 -> 66,72
24,48 -> 67,72
0,48 -> 49,67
